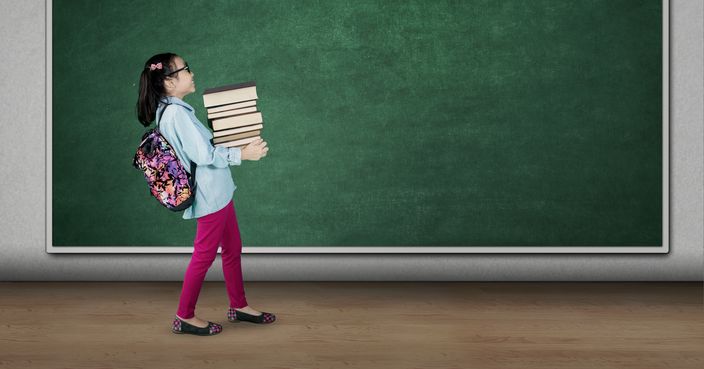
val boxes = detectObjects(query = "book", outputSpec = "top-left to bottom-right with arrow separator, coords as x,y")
214,136 -> 260,148
212,130 -> 261,145
207,100 -> 258,114
213,123 -> 263,138
203,81 -> 257,108
210,111 -> 263,131
207,105 -> 258,120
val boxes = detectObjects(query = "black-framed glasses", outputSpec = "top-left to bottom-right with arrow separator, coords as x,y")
166,62 -> 191,76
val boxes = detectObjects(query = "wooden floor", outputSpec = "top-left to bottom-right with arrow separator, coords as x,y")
0,282 -> 702,369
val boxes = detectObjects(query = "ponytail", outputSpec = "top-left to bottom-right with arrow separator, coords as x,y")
136,53 -> 178,127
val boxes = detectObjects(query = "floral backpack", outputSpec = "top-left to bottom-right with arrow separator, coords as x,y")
133,103 -> 197,211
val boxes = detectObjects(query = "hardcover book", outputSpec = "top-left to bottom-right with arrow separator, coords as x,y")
203,81 -> 257,108
210,111 -> 263,131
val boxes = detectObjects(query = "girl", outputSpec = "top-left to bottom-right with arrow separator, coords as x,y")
136,53 -> 275,336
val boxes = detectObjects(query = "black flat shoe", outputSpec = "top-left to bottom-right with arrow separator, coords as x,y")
227,307 -> 276,324
172,316 -> 223,336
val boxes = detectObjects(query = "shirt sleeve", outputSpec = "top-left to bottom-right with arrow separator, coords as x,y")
167,106 -> 242,168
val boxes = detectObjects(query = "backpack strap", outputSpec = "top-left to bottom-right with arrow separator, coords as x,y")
155,100 -> 170,129
190,160 -> 197,185
156,101 -> 198,180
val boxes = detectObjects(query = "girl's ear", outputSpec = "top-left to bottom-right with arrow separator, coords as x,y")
164,78 -> 175,90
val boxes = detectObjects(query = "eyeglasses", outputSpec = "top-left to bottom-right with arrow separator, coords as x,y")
166,62 -> 191,76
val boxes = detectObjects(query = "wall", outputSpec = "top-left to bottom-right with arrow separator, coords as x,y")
0,0 -> 701,281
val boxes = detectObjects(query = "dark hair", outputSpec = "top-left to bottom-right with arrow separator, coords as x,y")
136,53 -> 179,127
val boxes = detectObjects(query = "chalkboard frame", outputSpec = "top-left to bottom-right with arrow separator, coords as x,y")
45,0 -> 670,254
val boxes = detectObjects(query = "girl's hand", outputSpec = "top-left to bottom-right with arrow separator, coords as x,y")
241,138 -> 268,161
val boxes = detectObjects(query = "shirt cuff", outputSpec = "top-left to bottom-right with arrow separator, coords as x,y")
227,147 -> 242,166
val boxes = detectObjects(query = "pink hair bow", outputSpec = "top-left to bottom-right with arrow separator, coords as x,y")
149,62 -> 163,71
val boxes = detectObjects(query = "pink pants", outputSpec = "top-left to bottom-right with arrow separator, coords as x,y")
176,199 -> 248,319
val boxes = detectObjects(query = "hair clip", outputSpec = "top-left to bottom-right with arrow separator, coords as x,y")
148,62 -> 163,71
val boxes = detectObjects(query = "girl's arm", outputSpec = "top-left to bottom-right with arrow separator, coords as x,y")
168,107 -> 242,168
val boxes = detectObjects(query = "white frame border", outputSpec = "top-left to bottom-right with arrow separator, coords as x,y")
45,0 -> 670,254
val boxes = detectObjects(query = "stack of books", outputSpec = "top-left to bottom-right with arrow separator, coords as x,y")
203,81 -> 263,148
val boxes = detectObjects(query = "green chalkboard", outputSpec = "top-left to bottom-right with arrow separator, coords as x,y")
51,0 -> 664,249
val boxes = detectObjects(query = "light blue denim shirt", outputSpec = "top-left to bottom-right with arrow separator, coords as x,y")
156,96 -> 241,219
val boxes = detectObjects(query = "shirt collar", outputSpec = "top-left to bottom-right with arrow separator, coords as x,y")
159,95 -> 194,112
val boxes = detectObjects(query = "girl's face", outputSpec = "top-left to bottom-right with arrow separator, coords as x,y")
165,56 -> 196,99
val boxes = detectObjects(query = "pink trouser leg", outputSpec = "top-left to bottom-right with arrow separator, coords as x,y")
176,202 -> 230,319
221,199 -> 249,309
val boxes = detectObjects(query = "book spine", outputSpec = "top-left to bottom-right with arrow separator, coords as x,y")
212,123 -> 263,138
207,105 -> 258,120
207,99 -> 258,114
203,86 -> 258,108
211,111 -> 263,131
211,130 -> 261,145
213,136 -> 260,148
